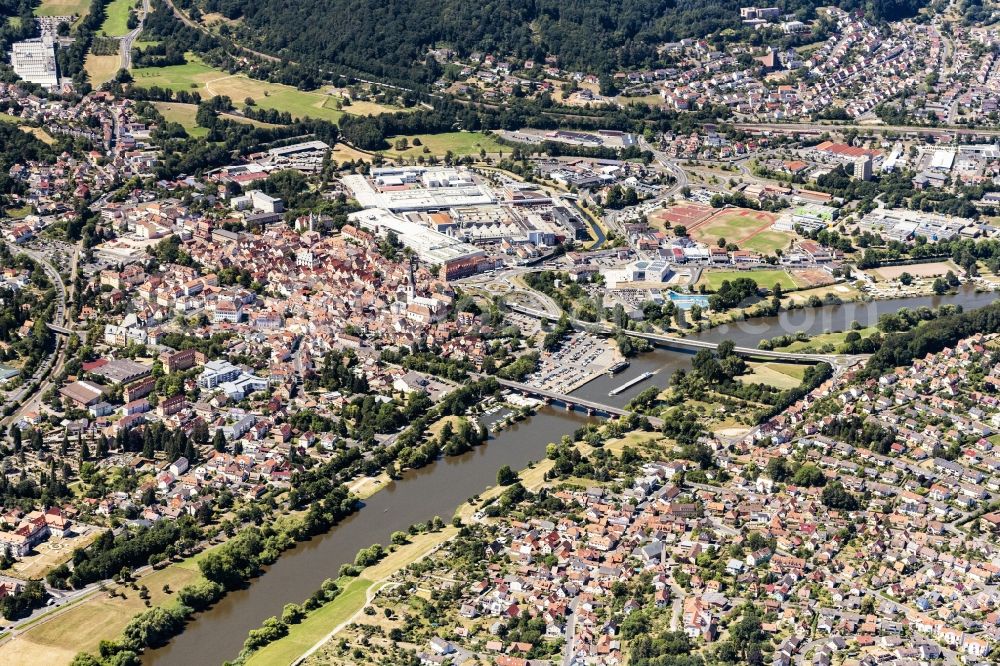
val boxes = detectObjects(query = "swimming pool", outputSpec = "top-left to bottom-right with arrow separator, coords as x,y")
667,291 -> 710,310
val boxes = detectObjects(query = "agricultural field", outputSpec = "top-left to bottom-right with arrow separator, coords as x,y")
84,53 -> 120,87
378,131 -> 505,158
100,0 -> 134,36
698,269 -> 801,292
868,261 -> 959,281
33,0 -> 90,17
132,55 -> 401,124
736,362 -> 810,390
689,208 -> 792,255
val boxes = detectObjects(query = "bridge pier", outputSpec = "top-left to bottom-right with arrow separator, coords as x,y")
564,402 -> 573,412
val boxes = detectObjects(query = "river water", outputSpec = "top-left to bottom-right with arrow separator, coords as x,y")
145,286 -> 997,665
572,285 -> 999,407
143,408 -> 589,666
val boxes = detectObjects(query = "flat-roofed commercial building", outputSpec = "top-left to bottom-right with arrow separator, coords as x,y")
349,208 -> 495,279
343,167 -> 496,212
9,36 -> 58,90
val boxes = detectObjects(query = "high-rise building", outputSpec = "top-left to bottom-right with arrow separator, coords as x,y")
853,156 -> 873,181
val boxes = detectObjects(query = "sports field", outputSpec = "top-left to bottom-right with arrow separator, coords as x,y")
379,131 -> 505,158
651,203 -> 714,231
698,269 -> 802,292
34,0 -> 90,16
132,55 -> 402,124
690,208 -> 792,254
100,0 -> 133,36
85,53 -> 120,87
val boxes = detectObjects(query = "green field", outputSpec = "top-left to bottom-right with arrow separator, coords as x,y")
379,131 -> 505,158
245,577 -> 373,666
737,362 -> 810,389
740,230 -> 794,254
100,0 -> 134,36
699,269 -> 800,292
132,55 -> 403,125
695,213 -> 766,239
132,55 -> 349,123
774,325 -> 878,353
692,210 -> 791,255
33,0 -> 91,16
153,102 -> 209,137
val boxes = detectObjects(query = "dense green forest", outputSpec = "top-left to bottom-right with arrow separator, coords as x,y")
174,0 -> 928,82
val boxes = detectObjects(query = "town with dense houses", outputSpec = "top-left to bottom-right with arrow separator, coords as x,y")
8,0 -> 1000,664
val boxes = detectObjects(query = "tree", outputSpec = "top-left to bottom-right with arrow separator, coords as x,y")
899,271 -> 914,286
821,481 -> 860,510
213,429 -> 226,452
791,463 -> 825,487
496,465 -> 518,486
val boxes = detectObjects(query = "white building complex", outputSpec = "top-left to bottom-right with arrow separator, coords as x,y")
349,208 -> 495,280
343,167 -> 496,211
9,36 -> 58,90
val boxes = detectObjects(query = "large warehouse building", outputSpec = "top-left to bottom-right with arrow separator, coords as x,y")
9,36 -> 58,90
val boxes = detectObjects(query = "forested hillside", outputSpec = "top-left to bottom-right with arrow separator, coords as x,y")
173,0 -> 927,83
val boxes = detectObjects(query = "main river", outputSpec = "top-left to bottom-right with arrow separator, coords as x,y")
145,285 -> 997,665
574,286 -> 1000,407
144,408 -> 590,665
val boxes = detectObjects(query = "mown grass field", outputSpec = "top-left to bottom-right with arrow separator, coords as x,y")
153,101 -> 209,137
85,53 -> 120,87
378,131 -> 505,158
740,230 -> 794,254
100,0 -> 133,36
691,209 -> 790,254
33,0 -> 90,16
246,529 -> 456,666
132,55 -> 401,125
698,269 -> 800,292
784,282 -> 861,306
0,564 -> 200,666
736,362 -> 810,390
772,325 -> 878,353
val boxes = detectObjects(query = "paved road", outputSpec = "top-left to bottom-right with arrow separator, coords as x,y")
119,0 -> 151,70
0,243 -> 72,428
731,121 -> 1000,137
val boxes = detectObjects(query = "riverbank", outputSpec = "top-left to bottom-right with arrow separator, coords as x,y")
141,407 -> 589,666
253,428 -> 663,666
244,529 -> 456,666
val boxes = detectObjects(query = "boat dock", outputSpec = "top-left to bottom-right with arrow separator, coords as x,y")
607,360 -> 630,376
